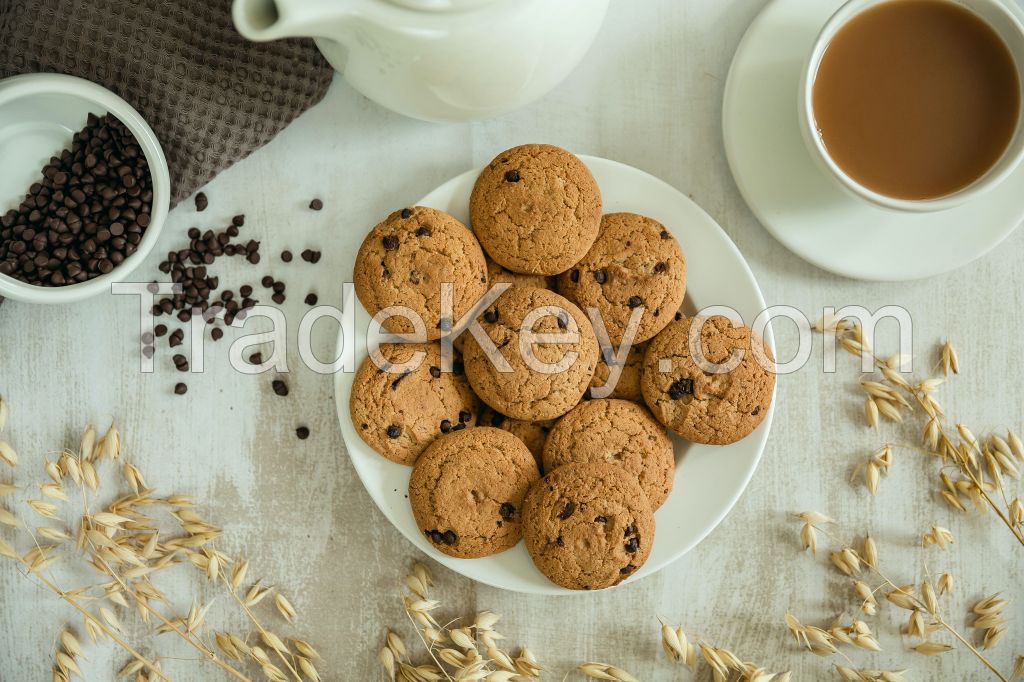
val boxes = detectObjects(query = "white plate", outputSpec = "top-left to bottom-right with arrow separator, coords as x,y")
722,0 -> 1024,281
334,156 -> 775,594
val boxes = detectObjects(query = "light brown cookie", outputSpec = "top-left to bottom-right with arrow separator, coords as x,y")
558,213 -> 686,345
409,427 -> 540,558
487,256 -> 554,292
641,316 -> 775,445
543,399 -> 674,509
349,343 -> 479,465
522,462 -> 654,590
353,206 -> 487,341
463,287 -> 599,421
470,144 -> 601,275
478,405 -> 554,472
589,341 -> 647,402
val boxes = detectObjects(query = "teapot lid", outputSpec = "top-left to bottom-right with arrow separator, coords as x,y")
385,0 -> 498,11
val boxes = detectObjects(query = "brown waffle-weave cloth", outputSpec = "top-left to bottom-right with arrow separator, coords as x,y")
0,0 -> 334,205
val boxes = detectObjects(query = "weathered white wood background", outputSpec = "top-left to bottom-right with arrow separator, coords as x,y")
2,0 -> 1023,679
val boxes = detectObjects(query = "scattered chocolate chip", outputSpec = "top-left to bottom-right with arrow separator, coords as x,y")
593,268 -> 608,284
154,324 -> 167,337
231,214 -> 245,227
271,292 -> 285,304
261,275 -> 274,288
504,170 -> 521,182
169,329 -> 184,347
429,366 -> 441,378
624,537 -> 639,553
668,378 -> 694,400
415,225 -> 432,237
386,424 -> 402,438
401,208 -> 413,219
174,382 -> 188,395
557,502 -> 576,520
304,293 -> 318,305
483,308 -> 499,324
594,515 -> 608,523
211,327 -> 224,341
654,261 -> 667,273
440,420 -> 452,433
272,379 -> 289,396
499,503 -> 515,520
628,295 -> 643,308
309,198 -> 323,211
248,351 -> 263,365
281,250 -> 293,262
195,192 -> 208,211
296,426 -> 310,440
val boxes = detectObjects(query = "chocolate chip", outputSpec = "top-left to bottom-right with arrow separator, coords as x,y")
296,426 -> 310,440
271,292 -> 285,304
628,295 -> 643,308
281,250 -> 292,262
401,208 -> 413,219
752,406 -> 761,416
382,235 -> 399,251
668,378 -> 694,400
624,524 -> 635,537
624,537 -> 639,553
660,230 -> 669,239
654,261 -> 667,273
504,170 -> 521,182
261,275 -> 274,288
429,366 -> 441,378
141,331 -> 154,344
426,529 -> 442,543
483,308 -> 499,323
248,352 -> 263,365
142,345 -> 154,359
211,327 -> 224,341
272,379 -> 289,396
169,329 -> 184,347
232,214 -> 245,227
557,502 -> 576,520
594,515 -> 608,523
458,410 -> 471,423
391,371 -> 411,390
451,422 -> 467,431
593,269 -> 608,284
441,530 -> 457,545
309,199 -> 323,211
674,311 -> 683,321
556,536 -> 564,546
154,324 -> 168,337
386,424 -> 402,438
304,293 -> 318,305
174,382 -> 188,395
415,226 -> 432,237
440,420 -> 452,433
499,502 -> 515,520
570,269 -> 580,283
620,563 -> 637,575
195,192 -> 208,211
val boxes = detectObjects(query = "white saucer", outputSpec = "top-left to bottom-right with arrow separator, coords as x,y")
334,156 -> 775,594
722,0 -> 1024,281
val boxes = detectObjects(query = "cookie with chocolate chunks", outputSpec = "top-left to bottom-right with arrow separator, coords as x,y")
409,427 -> 540,558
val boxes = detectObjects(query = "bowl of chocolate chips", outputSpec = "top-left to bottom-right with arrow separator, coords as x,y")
0,73 -> 170,303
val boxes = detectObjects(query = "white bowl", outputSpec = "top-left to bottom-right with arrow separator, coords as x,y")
0,73 -> 170,303
798,0 -> 1024,213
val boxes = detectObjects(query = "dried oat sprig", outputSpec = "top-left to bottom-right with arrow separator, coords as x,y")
577,662 -> 639,682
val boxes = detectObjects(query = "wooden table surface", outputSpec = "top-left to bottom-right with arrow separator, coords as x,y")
2,1 -> 1023,679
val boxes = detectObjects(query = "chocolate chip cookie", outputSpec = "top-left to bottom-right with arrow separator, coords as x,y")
350,343 -> 479,465
641,315 -> 775,445
543,399 -> 674,509
487,256 -> 553,292
589,341 -> 647,402
522,462 -> 654,590
409,427 -> 540,558
478,405 -> 554,471
353,206 -> 488,341
558,213 -> 686,345
463,286 -> 599,421
470,144 -> 602,275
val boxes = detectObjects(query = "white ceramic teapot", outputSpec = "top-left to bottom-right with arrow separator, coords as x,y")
232,0 -> 610,122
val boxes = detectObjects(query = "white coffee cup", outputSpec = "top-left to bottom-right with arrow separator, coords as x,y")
798,0 -> 1024,213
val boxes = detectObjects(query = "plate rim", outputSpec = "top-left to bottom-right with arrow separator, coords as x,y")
334,154 -> 775,594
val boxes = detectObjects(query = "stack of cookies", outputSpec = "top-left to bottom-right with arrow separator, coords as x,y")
349,144 -> 775,590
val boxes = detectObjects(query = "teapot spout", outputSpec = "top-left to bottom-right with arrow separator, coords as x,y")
232,0 -> 349,41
